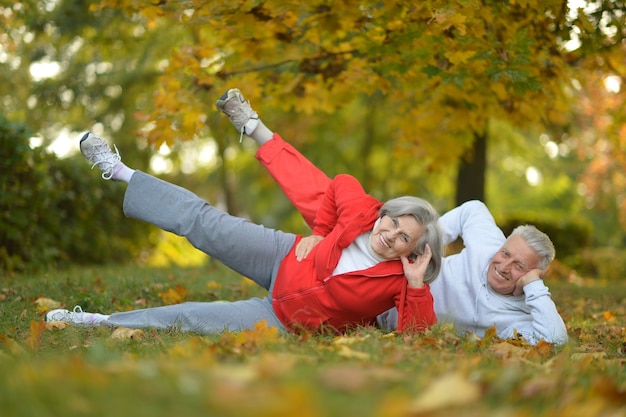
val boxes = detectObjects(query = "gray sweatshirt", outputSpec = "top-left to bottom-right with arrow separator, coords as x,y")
378,200 -> 568,345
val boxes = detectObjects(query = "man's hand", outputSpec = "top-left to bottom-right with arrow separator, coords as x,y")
295,235 -> 324,261
513,268 -> 544,296
401,244 -> 432,288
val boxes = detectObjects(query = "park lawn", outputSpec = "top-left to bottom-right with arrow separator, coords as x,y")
0,262 -> 624,417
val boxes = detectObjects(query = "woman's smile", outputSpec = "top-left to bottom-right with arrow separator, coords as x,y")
370,215 -> 423,260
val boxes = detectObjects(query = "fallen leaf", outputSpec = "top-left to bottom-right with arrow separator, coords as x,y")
206,280 -> 222,289
333,335 -> 370,345
46,321 -> 69,330
409,372 -> 481,413
25,320 -> 46,351
490,341 -> 528,362
158,285 -> 189,305
337,345 -> 371,360
603,310 -> 616,322
231,320 -> 280,349
34,297 -> 62,312
0,334 -> 26,355
570,352 -> 607,361
111,327 -> 144,340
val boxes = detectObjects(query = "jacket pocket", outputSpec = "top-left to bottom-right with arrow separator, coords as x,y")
273,286 -> 331,331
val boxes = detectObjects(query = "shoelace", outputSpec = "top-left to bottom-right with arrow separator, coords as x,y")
89,144 -> 121,179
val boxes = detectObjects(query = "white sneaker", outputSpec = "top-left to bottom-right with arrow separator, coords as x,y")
79,132 -> 121,180
216,88 -> 259,140
45,306 -> 108,326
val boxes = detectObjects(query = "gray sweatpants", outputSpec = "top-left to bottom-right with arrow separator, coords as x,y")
104,171 -> 296,334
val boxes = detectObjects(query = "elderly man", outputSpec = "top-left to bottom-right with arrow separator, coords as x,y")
376,200 -> 568,345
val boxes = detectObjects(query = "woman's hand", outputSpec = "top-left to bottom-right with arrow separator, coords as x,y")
401,244 -> 432,288
295,235 -> 324,261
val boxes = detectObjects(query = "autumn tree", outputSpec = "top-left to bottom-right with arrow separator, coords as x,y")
84,0 -> 622,204
2,0 -> 624,218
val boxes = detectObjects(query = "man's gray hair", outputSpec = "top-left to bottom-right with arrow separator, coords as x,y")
379,196 -> 443,284
509,224 -> 556,270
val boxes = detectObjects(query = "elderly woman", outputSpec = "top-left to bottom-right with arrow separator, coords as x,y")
47,98 -> 444,335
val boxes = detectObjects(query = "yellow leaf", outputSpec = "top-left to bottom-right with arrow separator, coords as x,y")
333,335 -> 370,345
570,352 -> 607,362
386,20 -> 405,31
444,50 -> 476,66
489,341 -> 528,363
25,320 -> 46,351
111,327 -> 144,341
0,334 -> 26,355
46,321 -> 69,330
228,320 -> 281,350
491,82 -> 509,100
34,297 -> 62,312
603,310 -> 616,322
206,280 -> 223,290
158,285 -> 189,305
337,345 -> 370,360
409,372 -> 481,413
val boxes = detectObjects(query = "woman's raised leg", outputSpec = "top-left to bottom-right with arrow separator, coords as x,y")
216,89 -> 332,229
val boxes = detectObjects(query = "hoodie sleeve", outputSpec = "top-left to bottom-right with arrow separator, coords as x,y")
438,200 -> 505,249
500,280 -> 569,345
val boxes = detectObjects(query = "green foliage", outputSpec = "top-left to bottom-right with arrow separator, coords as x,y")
0,115 -> 152,273
564,246 -> 626,282
498,210 -> 592,261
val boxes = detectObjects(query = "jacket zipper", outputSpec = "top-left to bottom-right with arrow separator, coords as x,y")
275,284 -> 326,302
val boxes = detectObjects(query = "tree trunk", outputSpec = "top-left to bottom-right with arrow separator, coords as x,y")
455,131 -> 487,206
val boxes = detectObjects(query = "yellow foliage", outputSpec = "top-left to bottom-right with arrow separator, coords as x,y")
85,0 -> 592,184
444,50 -> 477,66
158,285 -> 189,305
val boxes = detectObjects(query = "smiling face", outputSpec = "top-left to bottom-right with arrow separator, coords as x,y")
369,215 -> 424,261
488,235 -> 541,295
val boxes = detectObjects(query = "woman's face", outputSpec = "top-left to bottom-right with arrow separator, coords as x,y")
370,215 -> 424,260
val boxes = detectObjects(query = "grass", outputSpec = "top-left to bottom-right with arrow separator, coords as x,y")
1,261 -> 625,417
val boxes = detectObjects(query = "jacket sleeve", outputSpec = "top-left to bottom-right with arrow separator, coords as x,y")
255,133 -> 332,229
312,174 -> 379,237
395,284 -> 437,332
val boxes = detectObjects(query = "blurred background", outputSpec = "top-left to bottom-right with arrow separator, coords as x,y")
1,0 -> 624,279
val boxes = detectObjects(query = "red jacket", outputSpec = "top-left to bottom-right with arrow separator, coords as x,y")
267,153 -> 436,334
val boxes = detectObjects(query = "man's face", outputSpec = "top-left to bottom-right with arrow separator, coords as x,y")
487,235 -> 541,295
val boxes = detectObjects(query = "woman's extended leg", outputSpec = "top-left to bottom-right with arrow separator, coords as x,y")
124,171 -> 295,290
216,89 -> 331,229
105,297 -> 284,333
79,133 -> 296,290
